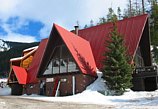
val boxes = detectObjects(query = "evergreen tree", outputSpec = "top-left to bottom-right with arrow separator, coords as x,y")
102,15 -> 133,95
117,7 -> 122,20
123,0 -> 144,18
98,17 -> 106,25
150,0 -> 158,63
90,20 -> 94,27
84,24 -> 88,29
152,46 -> 158,63
107,8 -> 114,22
150,0 -> 158,46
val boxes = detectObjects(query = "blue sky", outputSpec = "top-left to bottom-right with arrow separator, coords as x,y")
0,0 -> 129,42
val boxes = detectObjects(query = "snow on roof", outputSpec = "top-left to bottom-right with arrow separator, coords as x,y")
10,57 -> 23,61
10,47 -> 38,62
23,46 -> 38,52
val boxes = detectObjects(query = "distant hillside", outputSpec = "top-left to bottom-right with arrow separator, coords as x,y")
0,39 -> 10,52
0,40 -> 39,77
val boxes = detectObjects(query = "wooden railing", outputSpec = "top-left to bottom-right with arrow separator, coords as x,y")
133,66 -> 158,77
135,66 -> 157,74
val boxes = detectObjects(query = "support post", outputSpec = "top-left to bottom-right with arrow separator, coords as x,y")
72,76 -> 75,95
72,76 -> 76,95
55,81 -> 60,97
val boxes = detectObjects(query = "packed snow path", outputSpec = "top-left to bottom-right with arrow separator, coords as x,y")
0,96 -> 114,109
1,96 -> 158,109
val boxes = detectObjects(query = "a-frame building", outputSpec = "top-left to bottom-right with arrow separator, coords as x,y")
8,14 -> 157,96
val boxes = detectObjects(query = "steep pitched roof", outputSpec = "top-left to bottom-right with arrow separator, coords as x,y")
27,38 -> 48,83
9,14 -> 150,84
9,39 -> 48,84
54,24 -> 97,76
12,66 -> 27,84
38,24 -> 97,76
78,14 -> 149,68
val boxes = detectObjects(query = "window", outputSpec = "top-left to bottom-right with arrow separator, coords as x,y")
134,47 -> 144,67
43,45 -> 79,75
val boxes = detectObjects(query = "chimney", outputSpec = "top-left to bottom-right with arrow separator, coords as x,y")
74,26 -> 79,35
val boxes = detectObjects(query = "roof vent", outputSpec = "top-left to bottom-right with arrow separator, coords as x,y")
74,26 -> 79,35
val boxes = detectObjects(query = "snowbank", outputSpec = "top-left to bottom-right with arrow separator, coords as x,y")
0,87 -> 11,96
22,89 -> 158,106
0,78 -> 7,83
20,70 -> 113,105
86,69 -> 108,92
20,70 -> 158,106
21,88 -> 158,106
0,70 -> 157,106
0,78 -> 11,96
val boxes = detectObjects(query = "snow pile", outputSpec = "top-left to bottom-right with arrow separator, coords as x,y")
0,78 -> 11,96
0,39 -> 10,52
20,70 -> 158,106
0,78 -> 7,83
65,90 -> 113,105
0,87 -> 11,96
21,70 -> 113,105
22,91 -> 113,105
1,70 -> 158,107
86,69 -> 108,93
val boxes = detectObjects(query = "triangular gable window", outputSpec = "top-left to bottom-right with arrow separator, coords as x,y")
134,46 -> 144,67
8,70 -> 18,83
43,44 -> 79,75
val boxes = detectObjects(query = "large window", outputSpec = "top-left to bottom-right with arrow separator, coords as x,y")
134,47 -> 144,67
43,45 -> 79,75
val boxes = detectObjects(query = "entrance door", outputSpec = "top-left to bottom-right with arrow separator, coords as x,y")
144,77 -> 157,91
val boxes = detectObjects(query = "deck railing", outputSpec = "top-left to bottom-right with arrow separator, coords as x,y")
134,66 -> 158,74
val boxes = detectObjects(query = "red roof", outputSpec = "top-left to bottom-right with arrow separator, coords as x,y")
12,66 -> 27,84
10,39 -> 48,84
54,24 -> 97,76
10,14 -> 149,84
78,14 -> 148,69
27,38 -> 48,83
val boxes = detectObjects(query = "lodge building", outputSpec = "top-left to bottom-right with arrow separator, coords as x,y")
7,14 -> 158,96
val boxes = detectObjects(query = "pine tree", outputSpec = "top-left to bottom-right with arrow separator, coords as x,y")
150,0 -> 158,63
90,20 -> 94,27
123,0 -> 144,18
107,8 -> 114,22
102,15 -> 133,95
98,17 -> 106,25
152,46 -> 158,63
84,24 -> 88,29
117,7 -> 122,20
150,0 -> 158,46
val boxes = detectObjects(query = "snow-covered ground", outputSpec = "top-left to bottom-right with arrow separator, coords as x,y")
20,71 -> 158,107
0,78 -> 11,96
1,71 -> 158,108
0,78 -> 7,83
0,87 -> 11,96
21,90 -> 158,107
